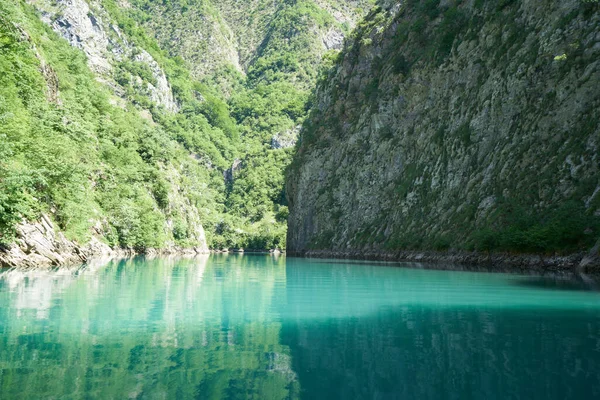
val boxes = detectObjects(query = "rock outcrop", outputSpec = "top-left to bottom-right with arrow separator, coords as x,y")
287,0 -> 600,267
271,126 -> 300,150
29,0 -> 179,111
130,0 -> 374,81
0,215 -> 114,269
0,214 -> 209,269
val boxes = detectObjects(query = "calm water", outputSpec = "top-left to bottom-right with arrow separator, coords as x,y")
0,255 -> 599,399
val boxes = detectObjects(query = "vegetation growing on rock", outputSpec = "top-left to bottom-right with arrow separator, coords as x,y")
3,0 -> 598,261
287,0 -> 600,256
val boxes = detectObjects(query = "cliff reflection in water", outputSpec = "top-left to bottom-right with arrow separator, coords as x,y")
280,261 -> 600,400
1,256 -> 600,400
0,255 -> 298,399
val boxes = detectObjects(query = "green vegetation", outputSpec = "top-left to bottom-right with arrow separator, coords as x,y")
471,201 -> 599,254
0,1 -> 212,249
106,0 -> 370,249
8,0 -> 594,259
1,0 -> 370,252
0,0 -> 238,249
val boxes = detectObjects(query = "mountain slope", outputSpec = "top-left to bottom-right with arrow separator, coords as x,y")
1,0 -> 373,265
0,0 -> 218,260
125,0 -> 372,81
114,0 -> 373,248
287,0 -> 600,260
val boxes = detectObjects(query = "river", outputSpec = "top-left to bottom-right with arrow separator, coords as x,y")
0,255 -> 599,399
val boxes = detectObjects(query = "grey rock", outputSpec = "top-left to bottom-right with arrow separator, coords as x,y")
0,212 -> 209,269
271,126 -> 300,149
0,215 -> 113,269
224,159 -> 243,184
322,28 -> 344,50
28,0 -> 179,111
286,0 -> 600,265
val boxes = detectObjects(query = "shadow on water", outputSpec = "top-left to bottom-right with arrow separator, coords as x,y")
288,256 -> 583,275
514,274 -> 600,292
280,260 -> 600,400
280,305 -> 600,400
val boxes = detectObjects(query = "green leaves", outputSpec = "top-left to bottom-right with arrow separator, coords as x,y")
0,0 -> 206,249
2,0 -> 362,251
472,201 -> 600,254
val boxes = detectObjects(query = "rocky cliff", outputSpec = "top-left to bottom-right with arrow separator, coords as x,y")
287,0 -> 600,266
127,0 -> 372,82
30,0 -> 179,111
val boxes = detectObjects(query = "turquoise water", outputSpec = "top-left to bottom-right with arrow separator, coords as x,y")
0,255 -> 599,399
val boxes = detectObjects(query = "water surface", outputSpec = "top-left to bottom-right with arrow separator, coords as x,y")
0,255 -> 599,399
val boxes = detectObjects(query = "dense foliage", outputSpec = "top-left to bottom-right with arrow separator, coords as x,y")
103,0 -> 370,249
0,0 -> 368,251
0,1 -> 221,249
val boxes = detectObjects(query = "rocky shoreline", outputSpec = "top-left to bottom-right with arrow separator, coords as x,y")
286,247 -> 600,274
0,216 -> 209,270
3,215 -> 598,274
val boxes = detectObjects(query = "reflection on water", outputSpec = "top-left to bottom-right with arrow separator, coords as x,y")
0,255 -> 297,399
0,256 -> 599,399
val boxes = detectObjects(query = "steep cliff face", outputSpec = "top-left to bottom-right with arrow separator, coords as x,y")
287,0 -> 600,258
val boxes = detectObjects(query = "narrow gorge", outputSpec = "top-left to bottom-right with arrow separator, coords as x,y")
2,2 -> 600,399
1,0 -> 599,270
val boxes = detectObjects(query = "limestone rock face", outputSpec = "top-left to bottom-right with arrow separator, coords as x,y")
42,0 -> 112,73
0,212 -> 209,269
132,50 -> 178,112
161,167 -> 211,255
0,215 -> 113,269
287,0 -> 600,257
28,0 -> 178,111
322,28 -> 345,50
271,126 -> 300,150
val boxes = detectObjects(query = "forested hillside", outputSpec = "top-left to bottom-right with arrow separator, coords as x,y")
1,0 -> 219,253
118,0 -> 373,247
0,0 -> 370,262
